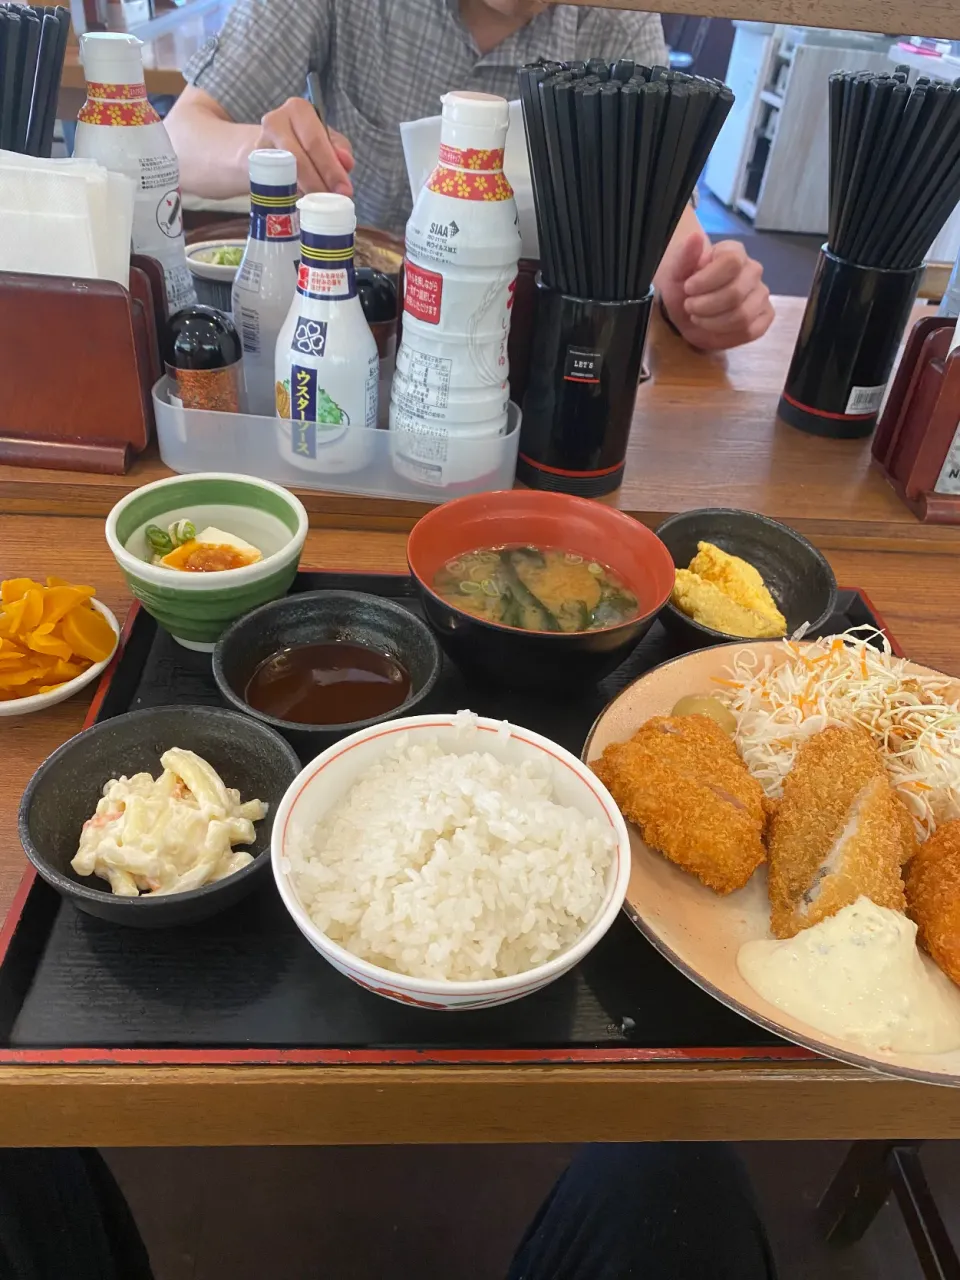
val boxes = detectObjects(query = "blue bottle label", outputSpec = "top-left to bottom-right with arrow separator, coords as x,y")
249,180 -> 299,242
296,229 -> 356,300
292,317 -> 328,358
287,364 -> 350,458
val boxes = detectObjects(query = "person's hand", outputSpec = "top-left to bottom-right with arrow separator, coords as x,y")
656,230 -> 774,351
255,97 -> 355,196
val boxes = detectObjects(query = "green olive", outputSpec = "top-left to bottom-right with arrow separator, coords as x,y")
670,695 -> 737,737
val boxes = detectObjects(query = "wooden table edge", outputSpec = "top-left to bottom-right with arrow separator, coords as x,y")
6,480 -> 960,553
1,1061 -> 958,1145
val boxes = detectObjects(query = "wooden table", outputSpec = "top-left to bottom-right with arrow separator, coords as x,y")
4,296 -> 960,1146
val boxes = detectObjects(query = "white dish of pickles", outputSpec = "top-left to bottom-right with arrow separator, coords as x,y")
185,240 -> 246,282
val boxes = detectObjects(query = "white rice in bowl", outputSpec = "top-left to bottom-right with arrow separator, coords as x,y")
287,735 -> 616,982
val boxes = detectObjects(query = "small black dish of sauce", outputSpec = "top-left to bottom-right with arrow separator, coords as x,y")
244,641 -> 411,726
212,590 -> 443,755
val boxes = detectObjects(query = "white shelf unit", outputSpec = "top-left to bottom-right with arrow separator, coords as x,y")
705,27 -> 894,236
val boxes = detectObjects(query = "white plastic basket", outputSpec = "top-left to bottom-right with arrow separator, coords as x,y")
152,378 -> 520,503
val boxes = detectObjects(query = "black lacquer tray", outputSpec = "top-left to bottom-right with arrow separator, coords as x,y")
0,573 -> 895,1066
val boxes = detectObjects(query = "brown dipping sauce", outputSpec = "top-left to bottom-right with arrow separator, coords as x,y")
244,641 -> 410,725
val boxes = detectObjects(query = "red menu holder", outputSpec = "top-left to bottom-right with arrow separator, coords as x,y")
0,257 -> 167,475
872,316 -> 960,524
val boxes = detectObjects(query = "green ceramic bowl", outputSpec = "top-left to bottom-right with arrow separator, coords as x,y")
105,473 -> 309,650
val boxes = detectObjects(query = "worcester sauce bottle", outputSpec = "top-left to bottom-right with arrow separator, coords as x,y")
231,149 -> 301,415
275,193 -> 378,474
73,31 -> 196,313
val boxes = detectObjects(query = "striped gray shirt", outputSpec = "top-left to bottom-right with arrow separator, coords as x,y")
185,0 -> 666,234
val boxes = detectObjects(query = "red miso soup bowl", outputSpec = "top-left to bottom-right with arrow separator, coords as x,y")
407,491 -> 675,688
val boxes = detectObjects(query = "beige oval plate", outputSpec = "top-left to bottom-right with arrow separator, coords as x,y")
583,640 -> 960,1086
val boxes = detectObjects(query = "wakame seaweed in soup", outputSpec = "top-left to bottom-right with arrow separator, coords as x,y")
431,547 -> 640,633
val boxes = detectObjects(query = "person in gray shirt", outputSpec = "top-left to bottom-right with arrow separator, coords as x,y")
167,0 -> 773,350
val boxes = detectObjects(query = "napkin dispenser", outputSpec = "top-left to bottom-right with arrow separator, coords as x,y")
0,256 -> 166,473
872,316 -> 960,523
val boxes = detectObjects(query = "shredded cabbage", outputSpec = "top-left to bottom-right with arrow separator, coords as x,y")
714,627 -> 960,838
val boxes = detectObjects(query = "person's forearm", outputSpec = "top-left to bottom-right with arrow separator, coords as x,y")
165,101 -> 261,199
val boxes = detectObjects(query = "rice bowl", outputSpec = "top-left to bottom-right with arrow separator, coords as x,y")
271,713 -> 631,1010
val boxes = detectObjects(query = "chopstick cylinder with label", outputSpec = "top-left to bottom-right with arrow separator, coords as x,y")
780,66 -> 960,439
518,59 -> 732,495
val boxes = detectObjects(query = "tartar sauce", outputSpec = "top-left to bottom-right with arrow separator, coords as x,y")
737,897 -> 960,1054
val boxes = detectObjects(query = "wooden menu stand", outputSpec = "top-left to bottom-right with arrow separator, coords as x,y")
0,256 -> 166,475
872,316 -> 960,524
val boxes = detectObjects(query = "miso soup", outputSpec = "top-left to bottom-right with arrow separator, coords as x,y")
431,546 -> 639,633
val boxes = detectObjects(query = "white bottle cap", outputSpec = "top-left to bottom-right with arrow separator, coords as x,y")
439,91 -> 509,157
79,32 -> 145,86
249,148 -> 297,187
298,192 -> 356,236
440,91 -> 509,130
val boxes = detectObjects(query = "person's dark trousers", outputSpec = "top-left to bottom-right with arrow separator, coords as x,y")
0,1150 -> 154,1280
507,1143 -> 777,1279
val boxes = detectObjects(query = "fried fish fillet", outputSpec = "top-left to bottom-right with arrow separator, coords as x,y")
767,725 -> 911,939
592,714 -> 767,894
906,819 -> 960,987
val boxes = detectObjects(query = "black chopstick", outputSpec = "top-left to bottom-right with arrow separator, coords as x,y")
0,10 -> 17,152
518,65 -> 563,290
38,6 -> 70,159
599,81 -> 619,300
625,79 -> 665,299
554,78 -> 588,298
574,80 -> 602,297
616,79 -> 638,298
833,76 -> 887,259
12,4 -> 39,153
538,72 -> 577,294
638,80 -> 689,295
25,8 -> 58,156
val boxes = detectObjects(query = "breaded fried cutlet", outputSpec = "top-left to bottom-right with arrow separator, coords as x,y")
906,819 -> 960,987
767,725 -> 910,938
592,714 -> 767,894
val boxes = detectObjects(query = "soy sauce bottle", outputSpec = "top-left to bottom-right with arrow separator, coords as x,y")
164,305 -> 245,413
357,267 -> 398,428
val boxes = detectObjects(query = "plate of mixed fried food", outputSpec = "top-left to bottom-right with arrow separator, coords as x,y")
584,628 -> 960,1083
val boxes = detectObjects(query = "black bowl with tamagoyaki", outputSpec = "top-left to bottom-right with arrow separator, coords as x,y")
654,508 -> 837,650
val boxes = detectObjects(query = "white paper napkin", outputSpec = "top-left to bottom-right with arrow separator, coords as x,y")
0,150 -> 135,289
